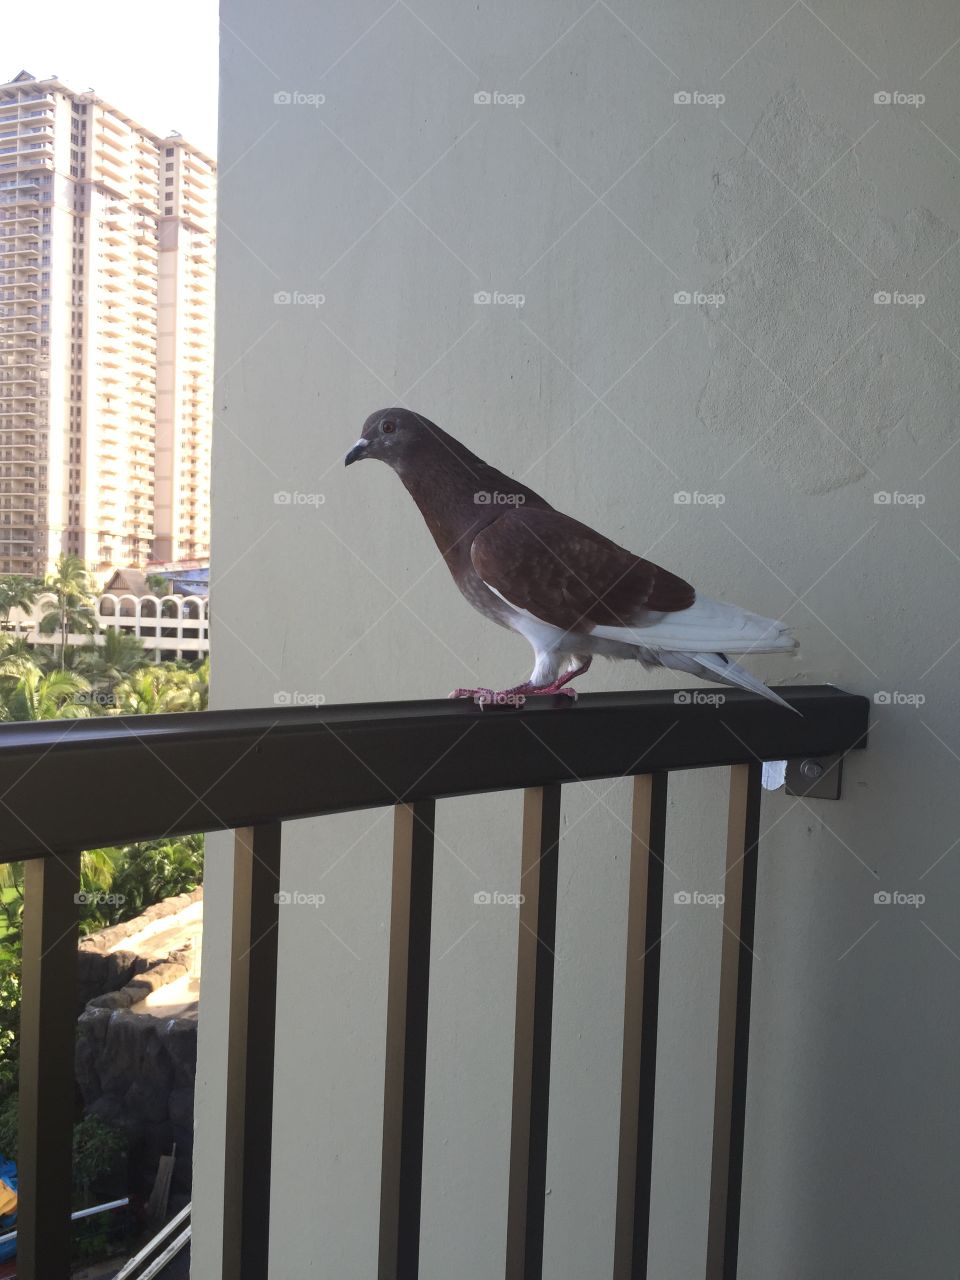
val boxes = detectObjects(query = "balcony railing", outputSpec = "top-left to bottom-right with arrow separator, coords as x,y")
0,685 -> 868,1280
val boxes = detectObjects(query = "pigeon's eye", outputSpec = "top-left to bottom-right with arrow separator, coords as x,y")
381,420 -> 396,434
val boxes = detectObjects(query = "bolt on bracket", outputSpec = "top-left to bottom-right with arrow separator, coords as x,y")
785,753 -> 844,800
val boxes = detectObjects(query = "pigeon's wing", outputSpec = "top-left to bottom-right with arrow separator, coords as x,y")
470,508 -> 694,632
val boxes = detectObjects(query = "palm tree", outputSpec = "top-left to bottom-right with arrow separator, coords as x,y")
109,665 -> 204,715
0,654 -> 94,721
75,629 -> 147,693
0,576 -> 41,630
40,555 -> 97,670
191,656 -> 209,708
0,635 -> 36,664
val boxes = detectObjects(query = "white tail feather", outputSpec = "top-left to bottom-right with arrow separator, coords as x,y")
593,593 -> 796,654
680,651 -> 798,713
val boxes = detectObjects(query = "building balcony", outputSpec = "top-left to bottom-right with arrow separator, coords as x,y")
0,690 -> 867,1279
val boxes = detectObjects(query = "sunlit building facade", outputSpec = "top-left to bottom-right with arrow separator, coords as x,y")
0,71 -> 214,577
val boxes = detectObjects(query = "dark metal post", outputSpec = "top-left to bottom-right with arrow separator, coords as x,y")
221,823 -> 282,1280
505,784 -> 562,1280
379,800 -> 436,1280
18,852 -> 81,1280
613,773 -> 669,1280
706,763 -> 762,1279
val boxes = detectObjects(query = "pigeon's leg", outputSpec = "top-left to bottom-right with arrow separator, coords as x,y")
501,656 -> 594,700
449,658 -> 592,706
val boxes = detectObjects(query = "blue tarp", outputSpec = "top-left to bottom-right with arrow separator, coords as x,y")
0,1153 -> 16,1260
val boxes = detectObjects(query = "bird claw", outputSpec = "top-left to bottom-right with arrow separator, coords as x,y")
448,684 -> 579,706
448,687 -> 526,708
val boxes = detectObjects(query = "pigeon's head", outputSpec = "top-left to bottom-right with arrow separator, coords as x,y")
344,407 -> 441,473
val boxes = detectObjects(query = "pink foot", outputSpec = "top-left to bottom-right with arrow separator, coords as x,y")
448,687 -> 527,708
448,660 -> 592,707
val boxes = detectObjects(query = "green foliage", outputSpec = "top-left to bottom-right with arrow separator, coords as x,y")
0,575 -> 42,624
0,957 -> 19,1104
0,1093 -> 17,1159
0,656 -> 94,721
108,664 -> 207,714
90,835 -> 204,926
0,555 -> 207,1220
0,646 -> 207,722
74,629 -> 147,690
41,554 -> 98,668
73,1115 -> 127,1201
0,1104 -> 126,1207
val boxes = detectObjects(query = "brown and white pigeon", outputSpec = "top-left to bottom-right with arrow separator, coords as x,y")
345,409 -> 797,709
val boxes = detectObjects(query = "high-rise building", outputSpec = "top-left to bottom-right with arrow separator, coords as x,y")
0,70 -> 215,578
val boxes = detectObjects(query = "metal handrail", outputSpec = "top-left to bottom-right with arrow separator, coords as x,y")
0,686 -> 868,859
0,687 -> 870,1280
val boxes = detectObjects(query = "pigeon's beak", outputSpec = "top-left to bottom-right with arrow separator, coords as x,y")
344,439 -> 369,467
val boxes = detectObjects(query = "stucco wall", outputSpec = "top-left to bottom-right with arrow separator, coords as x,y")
196,2 -> 960,1276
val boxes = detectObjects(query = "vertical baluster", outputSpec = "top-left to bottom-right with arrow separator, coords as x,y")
379,800 -> 436,1280
613,772 -> 669,1280
18,852 -> 80,1280
506,784 -> 562,1280
221,823 -> 282,1280
706,763 -> 762,1280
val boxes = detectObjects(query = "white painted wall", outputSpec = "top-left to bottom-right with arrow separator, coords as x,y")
195,2 -> 960,1276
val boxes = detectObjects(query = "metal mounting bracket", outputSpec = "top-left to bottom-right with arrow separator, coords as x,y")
785,753 -> 844,800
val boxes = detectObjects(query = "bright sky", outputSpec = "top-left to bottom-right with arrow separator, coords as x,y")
5,0 -> 219,156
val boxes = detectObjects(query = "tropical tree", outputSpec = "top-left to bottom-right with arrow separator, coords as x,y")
75,629 -> 147,693
108,664 -> 205,715
87,835 -> 204,924
0,846 -> 116,941
0,575 -> 41,628
0,634 -> 38,665
40,554 -> 97,669
0,654 -> 94,721
145,572 -> 169,595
